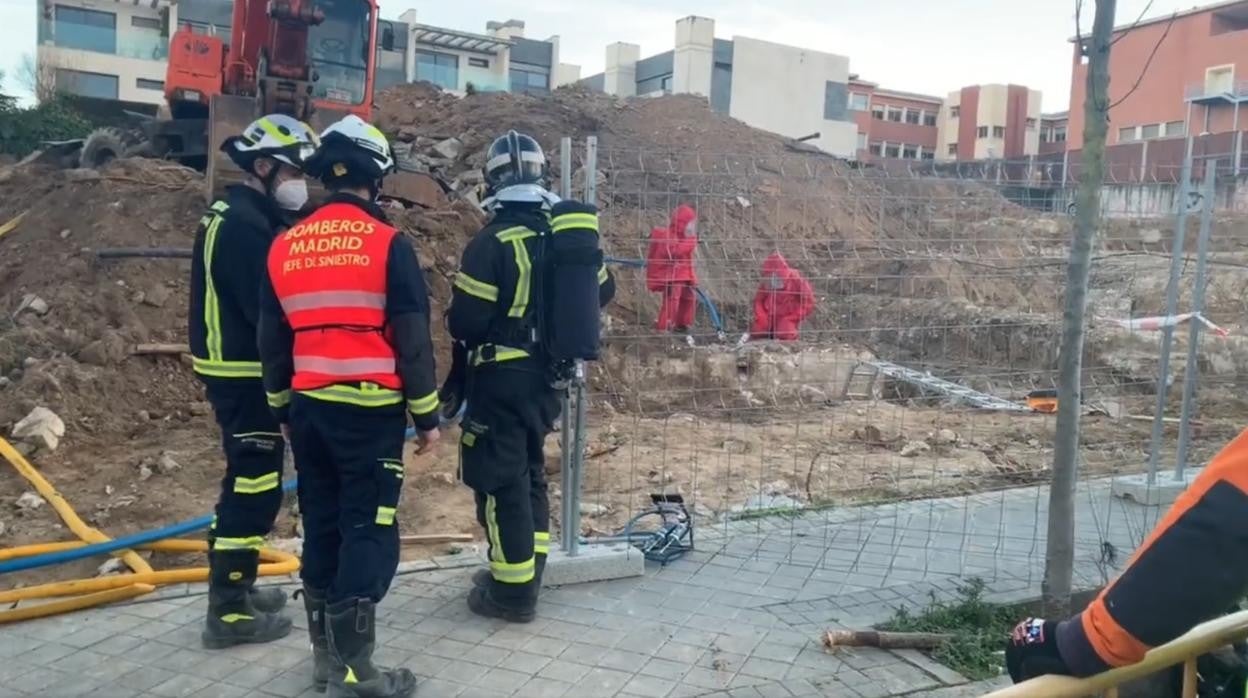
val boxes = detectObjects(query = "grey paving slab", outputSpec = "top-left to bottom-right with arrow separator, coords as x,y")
0,477 -> 1149,697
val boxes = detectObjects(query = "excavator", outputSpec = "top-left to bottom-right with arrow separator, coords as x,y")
70,0 -> 408,201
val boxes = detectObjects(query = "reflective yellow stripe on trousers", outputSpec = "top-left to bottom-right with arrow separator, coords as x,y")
486,494 -> 536,583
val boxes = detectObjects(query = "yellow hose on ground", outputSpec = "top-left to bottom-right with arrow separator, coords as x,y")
0,585 -> 155,624
0,437 -> 300,624
0,541 -> 298,602
0,437 -> 152,577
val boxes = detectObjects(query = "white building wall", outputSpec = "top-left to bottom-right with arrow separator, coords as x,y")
672,16 -> 713,96
936,91 -> 960,161
726,36 -> 857,158
1023,88 -> 1043,155
37,0 -> 173,105
603,42 -> 639,97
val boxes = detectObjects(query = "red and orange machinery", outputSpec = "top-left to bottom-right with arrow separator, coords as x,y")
77,0 -> 392,199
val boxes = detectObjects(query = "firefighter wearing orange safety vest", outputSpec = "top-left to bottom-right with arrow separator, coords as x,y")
259,116 -> 436,698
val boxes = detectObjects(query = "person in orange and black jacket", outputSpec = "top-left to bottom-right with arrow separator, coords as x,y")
258,115 -> 437,698
189,113 -> 318,650
448,130 -> 614,624
1005,426 -> 1248,686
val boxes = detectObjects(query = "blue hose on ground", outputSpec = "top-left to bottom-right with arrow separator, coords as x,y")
0,479 -> 299,575
604,256 -> 726,334
1,430 -> 431,573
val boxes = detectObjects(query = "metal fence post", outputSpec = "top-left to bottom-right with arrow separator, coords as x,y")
560,136 -> 599,557
558,136 -> 575,554
1145,150 -> 1195,483
1173,159 -> 1218,478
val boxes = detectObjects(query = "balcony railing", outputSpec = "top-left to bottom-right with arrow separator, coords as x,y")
462,66 -> 508,93
986,609 -> 1248,698
1185,79 -> 1248,102
38,17 -> 169,62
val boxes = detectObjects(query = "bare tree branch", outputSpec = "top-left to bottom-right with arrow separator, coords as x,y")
15,53 -> 59,102
1111,0 -> 1155,44
1108,11 -> 1177,110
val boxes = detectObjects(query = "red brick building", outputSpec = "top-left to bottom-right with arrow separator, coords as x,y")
848,77 -> 942,162
1067,0 -> 1248,151
935,84 -> 1044,161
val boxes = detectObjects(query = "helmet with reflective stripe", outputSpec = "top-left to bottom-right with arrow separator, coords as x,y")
304,115 -> 395,184
483,130 -> 547,197
220,114 -> 319,173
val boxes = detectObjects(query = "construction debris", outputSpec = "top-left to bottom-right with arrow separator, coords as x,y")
15,492 -> 46,511
15,293 -> 49,317
12,407 -> 66,452
822,629 -> 953,651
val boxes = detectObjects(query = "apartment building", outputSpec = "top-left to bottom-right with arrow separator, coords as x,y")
581,16 -> 858,159
1066,0 -> 1248,150
847,77 -> 942,162
36,0 -> 182,105
936,84 -> 1044,161
36,1 -> 578,108
1038,112 -> 1068,155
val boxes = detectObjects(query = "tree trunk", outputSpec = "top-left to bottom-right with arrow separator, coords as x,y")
1043,0 -> 1116,619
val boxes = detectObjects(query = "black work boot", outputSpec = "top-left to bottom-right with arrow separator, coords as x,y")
203,549 -> 293,649
473,550 -> 548,588
208,539 -> 287,613
300,586 -> 339,693
467,578 -> 537,623
325,598 -> 417,698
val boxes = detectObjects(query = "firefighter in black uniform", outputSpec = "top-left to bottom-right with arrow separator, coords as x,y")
448,130 -> 615,622
190,113 -> 318,649
259,115 -> 439,698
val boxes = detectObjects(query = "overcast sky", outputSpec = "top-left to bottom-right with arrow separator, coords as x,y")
0,0 -> 1200,111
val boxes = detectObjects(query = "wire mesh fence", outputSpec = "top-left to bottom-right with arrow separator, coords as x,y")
551,135 -> 1248,597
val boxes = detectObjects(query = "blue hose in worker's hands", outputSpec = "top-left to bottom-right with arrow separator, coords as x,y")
604,256 -> 725,334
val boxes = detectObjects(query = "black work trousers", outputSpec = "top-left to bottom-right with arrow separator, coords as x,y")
289,394 -> 407,604
459,361 -> 560,597
206,379 -> 286,553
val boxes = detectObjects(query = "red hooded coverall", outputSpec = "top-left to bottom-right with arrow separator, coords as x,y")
647,205 -> 699,331
749,253 -> 814,341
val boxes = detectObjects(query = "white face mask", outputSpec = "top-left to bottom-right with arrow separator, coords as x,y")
274,178 -> 309,211
685,220 -> 698,237
768,275 -> 784,290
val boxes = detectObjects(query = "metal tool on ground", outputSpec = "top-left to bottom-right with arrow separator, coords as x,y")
580,493 -> 694,565
842,359 -> 1029,412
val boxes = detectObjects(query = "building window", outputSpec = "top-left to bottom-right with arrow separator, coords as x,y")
947,143 -> 958,156
55,68 -> 118,99
977,126 -> 989,138
884,143 -> 900,158
902,145 -> 918,159
53,5 -> 117,54
904,109 -> 919,125
992,126 -> 1006,138
1040,130 -> 1050,143
136,77 -> 163,91
416,50 -> 459,90
1054,127 -> 1067,142
857,132 -> 868,149
923,111 -> 937,127
871,105 -> 885,120
468,57 -> 490,68
1026,118 -> 1037,129
1205,65 -> 1235,94
848,92 -> 869,111
510,65 -> 549,93
1165,121 -> 1185,136
921,150 -> 935,161
1119,126 -> 1137,142
1141,123 -> 1160,139
887,107 -> 903,122
950,105 -> 960,118
869,142 -> 883,156
130,16 -> 161,31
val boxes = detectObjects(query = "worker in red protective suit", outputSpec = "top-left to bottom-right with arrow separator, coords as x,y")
749,253 -> 815,341
1005,426 -> 1248,684
647,204 -> 699,332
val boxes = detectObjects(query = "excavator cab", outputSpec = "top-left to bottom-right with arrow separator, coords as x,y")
204,0 -> 381,200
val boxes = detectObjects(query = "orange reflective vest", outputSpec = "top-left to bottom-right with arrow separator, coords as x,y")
266,202 -> 398,391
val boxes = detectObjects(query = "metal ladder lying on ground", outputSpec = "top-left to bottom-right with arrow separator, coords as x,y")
842,359 -> 1029,412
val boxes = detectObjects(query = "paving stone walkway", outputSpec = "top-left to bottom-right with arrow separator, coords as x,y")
0,476 -> 1155,697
